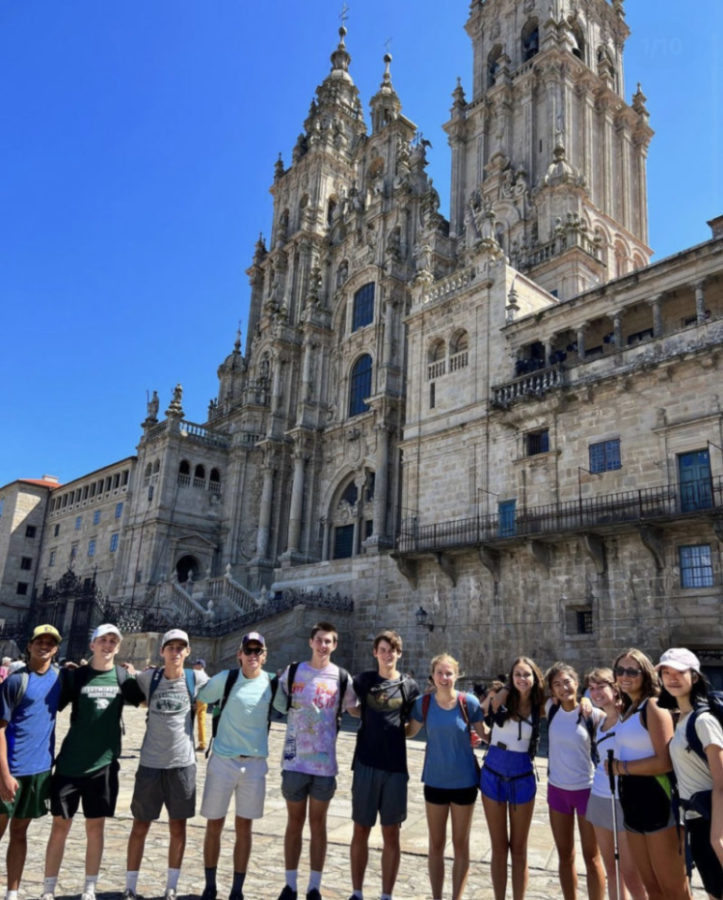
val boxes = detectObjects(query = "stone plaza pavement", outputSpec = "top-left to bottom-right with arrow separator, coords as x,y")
10,706 -> 706,900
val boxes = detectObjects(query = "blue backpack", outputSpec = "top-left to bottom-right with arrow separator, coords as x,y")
685,691 -> 723,763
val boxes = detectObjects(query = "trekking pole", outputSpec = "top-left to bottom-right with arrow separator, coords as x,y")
607,749 -> 623,900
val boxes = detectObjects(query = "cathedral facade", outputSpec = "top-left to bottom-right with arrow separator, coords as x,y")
4,0 -> 722,681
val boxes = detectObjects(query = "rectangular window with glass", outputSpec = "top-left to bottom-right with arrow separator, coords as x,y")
589,439 -> 621,473
110,533 -> 119,552
20,556 -> 32,570
352,282 -> 375,331
679,544 -> 714,588
16,582 -> 28,595
25,525 -> 36,538
93,510 -> 101,525
88,539 -> 96,558
49,549 -> 56,567
115,502 -> 124,519
75,516 -> 82,530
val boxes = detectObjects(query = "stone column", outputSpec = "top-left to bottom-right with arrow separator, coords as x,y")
650,293 -> 663,337
321,518 -> 330,562
373,425 -> 390,541
613,313 -> 623,350
576,326 -> 586,361
287,451 -> 306,554
695,280 -> 706,324
383,299 -> 395,366
255,463 -> 274,561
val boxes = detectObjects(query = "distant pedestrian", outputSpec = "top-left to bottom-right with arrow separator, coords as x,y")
122,629 -> 208,900
197,633 -> 276,900
41,624 -> 144,900
274,622 -> 357,900
348,630 -> 419,900
0,624 -> 63,900
194,658 -> 208,752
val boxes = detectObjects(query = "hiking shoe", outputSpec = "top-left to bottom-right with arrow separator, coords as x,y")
81,893 -> 96,900
277,888 -> 297,900
201,888 -> 217,900
306,891 -> 322,900
40,893 -> 55,900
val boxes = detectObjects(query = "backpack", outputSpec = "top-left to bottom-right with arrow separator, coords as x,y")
206,668 -> 279,757
489,701 -> 542,761
3,668 -> 29,716
147,667 -> 197,722
685,691 -> 723,764
285,661 -> 349,732
548,703 -> 600,766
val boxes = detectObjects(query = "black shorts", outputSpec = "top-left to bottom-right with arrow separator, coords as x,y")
424,784 -> 478,806
687,816 -> 723,900
50,761 -> 120,819
619,774 -> 674,834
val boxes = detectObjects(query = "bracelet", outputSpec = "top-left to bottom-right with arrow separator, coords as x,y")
624,760 -> 630,775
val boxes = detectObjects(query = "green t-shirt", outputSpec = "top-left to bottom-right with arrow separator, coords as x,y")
55,667 -> 125,776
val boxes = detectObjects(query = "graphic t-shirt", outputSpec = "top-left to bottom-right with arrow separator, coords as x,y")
55,666 -> 142,776
274,661 -> 357,776
353,671 -> 419,773
0,666 -> 61,776
136,667 -> 207,769
198,669 -> 272,758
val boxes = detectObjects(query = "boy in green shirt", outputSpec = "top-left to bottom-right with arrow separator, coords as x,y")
41,623 -> 142,900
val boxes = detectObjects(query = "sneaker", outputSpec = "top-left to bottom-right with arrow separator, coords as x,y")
277,888 -> 297,900
201,888 -> 217,900
306,891 -> 322,900
228,892 -> 243,900
121,891 -> 137,900
81,893 -> 96,900
40,893 -> 55,900
164,890 -> 177,900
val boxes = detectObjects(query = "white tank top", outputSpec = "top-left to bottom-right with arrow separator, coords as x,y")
591,718 -> 619,797
614,699 -> 653,761
490,713 -> 533,754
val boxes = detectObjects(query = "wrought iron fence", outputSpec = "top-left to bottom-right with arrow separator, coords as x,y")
397,476 -> 723,554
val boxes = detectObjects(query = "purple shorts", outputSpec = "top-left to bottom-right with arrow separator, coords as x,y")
547,784 -> 591,817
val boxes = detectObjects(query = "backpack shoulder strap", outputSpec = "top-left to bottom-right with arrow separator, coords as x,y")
336,666 -> 350,731
148,666 -> 164,700
285,661 -> 300,712
6,670 -> 29,717
267,674 -> 279,732
457,692 -> 471,733
422,692 -> 431,724
185,669 -> 196,721
547,702 -> 559,727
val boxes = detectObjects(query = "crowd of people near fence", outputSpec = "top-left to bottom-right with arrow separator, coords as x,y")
0,620 -> 721,900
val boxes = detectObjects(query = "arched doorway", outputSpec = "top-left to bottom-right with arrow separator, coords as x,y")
176,554 -> 199,584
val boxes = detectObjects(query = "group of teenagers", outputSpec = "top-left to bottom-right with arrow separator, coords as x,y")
0,622 -> 721,900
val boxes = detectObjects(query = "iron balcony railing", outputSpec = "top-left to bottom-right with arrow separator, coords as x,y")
397,476 -> 723,554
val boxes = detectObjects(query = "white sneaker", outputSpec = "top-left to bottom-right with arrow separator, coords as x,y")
121,891 -> 137,900
40,893 -> 55,900
81,893 -> 96,900
164,890 -> 177,900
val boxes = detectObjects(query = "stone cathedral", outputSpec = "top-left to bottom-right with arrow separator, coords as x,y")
3,0 -> 722,680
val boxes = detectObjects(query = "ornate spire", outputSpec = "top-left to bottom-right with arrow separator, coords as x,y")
329,26 -> 351,80
370,52 -> 401,132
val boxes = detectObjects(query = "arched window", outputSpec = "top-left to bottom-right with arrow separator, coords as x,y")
209,468 -> 221,494
178,460 -> 191,487
570,23 -> 585,62
193,464 -> 206,487
521,20 -> 539,62
144,463 -> 152,482
488,45 -> 503,88
352,282 -> 375,331
341,482 -> 358,506
349,354 -> 372,417
327,197 -> 337,227
153,459 -> 160,474
450,330 -> 469,372
427,339 -> 446,380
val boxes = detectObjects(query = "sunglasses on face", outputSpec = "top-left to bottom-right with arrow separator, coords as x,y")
243,646 -> 264,656
615,666 -> 642,678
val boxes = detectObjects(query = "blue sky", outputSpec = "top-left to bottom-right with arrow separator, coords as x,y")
1,1 -> 721,486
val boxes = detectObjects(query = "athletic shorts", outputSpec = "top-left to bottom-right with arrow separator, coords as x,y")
424,784 -> 478,806
619,774 -> 675,834
50,761 -> 120,819
0,770 -> 51,819
200,754 -> 267,820
585,792 -> 625,831
687,816 -> 723,900
480,746 -> 536,806
351,762 -> 408,827
130,763 -> 196,821
547,784 -> 591,817
281,770 -> 336,803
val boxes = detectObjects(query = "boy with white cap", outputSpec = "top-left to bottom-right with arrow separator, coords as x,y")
41,623 -> 144,900
0,624 -> 63,900
123,628 -> 208,900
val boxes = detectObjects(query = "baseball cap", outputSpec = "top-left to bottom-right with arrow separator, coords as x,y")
31,624 -> 62,644
193,658 -> 206,668
240,631 -> 265,648
161,628 -> 189,648
656,647 -> 701,674
91,623 -> 122,642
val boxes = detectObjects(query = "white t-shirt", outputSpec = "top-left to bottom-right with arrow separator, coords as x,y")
670,709 -> 723,802
546,699 -> 603,791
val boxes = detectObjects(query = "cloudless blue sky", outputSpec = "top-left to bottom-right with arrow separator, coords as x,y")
1,1 -> 721,485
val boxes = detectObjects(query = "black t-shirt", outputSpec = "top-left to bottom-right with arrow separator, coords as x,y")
352,670 -> 420,773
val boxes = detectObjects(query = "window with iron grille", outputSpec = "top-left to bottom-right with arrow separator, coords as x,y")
679,545 -> 714,588
589,439 -> 621,473
526,429 -> 549,456
352,282 -> 375,331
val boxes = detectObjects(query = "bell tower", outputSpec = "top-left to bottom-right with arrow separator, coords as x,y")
446,0 -> 653,299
